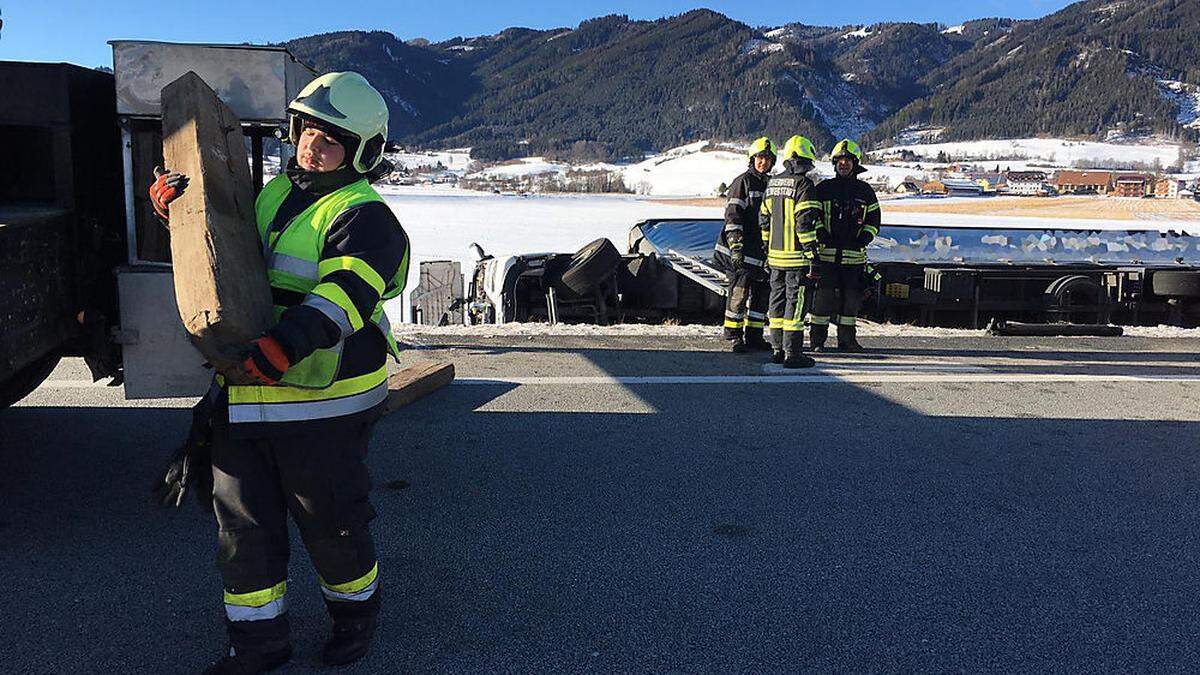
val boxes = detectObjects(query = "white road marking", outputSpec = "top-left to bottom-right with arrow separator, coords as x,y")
455,373 -> 1200,385
39,380 -> 118,389
761,362 -> 988,373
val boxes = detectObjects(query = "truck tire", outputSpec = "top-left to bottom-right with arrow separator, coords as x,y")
558,238 -> 621,297
1151,271 -> 1200,298
0,351 -> 61,409
1043,274 -> 1102,324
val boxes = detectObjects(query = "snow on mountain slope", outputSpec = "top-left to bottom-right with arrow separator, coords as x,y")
478,157 -> 571,179
1158,80 -> 1200,129
620,143 -> 749,196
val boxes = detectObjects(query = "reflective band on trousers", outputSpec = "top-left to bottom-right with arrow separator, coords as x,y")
321,563 -> 379,602
225,581 -> 287,622
228,380 -> 388,424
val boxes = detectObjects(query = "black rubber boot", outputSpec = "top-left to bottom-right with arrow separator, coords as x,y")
203,644 -> 292,675
782,331 -> 815,368
730,336 -> 748,354
783,352 -> 816,369
323,594 -> 381,666
809,324 -> 829,352
743,328 -> 772,352
837,326 -> 865,353
771,350 -> 785,364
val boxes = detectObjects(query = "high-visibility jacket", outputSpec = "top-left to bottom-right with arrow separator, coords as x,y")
813,174 -> 880,266
759,165 -> 821,269
225,173 -> 409,425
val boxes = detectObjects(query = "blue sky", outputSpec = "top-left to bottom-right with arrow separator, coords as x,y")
2,0 -> 1076,68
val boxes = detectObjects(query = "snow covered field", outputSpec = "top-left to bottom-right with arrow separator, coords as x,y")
378,186 -> 720,321
871,138 -> 1185,169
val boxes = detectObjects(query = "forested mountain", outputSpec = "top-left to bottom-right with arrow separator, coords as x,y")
282,1 -> 1200,159
865,0 -> 1200,144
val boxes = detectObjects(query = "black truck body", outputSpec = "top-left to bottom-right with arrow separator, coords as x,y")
0,62 -> 126,406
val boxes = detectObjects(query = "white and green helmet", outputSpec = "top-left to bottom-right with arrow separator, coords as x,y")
288,71 -> 389,173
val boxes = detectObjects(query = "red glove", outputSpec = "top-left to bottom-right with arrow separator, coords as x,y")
240,336 -> 291,385
149,166 -> 189,221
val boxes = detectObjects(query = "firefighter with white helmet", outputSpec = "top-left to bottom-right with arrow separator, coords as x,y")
151,71 -> 409,673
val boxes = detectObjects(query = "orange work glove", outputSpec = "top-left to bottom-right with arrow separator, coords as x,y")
240,336 -> 291,385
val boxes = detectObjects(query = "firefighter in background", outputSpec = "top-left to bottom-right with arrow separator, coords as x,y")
810,139 -> 880,352
716,137 -> 775,352
759,135 -> 822,368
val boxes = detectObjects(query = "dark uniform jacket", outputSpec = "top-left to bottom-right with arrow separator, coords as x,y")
715,166 -> 771,270
812,170 -> 880,264
760,160 -> 822,269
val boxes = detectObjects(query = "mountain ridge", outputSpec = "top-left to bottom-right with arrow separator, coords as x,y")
282,2 -> 1199,159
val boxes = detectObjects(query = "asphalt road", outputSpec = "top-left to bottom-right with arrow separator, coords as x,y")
3,334 -> 1200,673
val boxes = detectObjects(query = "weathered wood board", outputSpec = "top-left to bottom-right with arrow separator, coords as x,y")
385,361 -> 455,413
160,71 -> 274,375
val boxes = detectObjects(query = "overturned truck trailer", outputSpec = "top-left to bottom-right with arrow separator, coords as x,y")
634,218 -> 1200,328
421,217 -> 1200,328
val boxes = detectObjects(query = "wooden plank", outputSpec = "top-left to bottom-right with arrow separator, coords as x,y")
160,71 -> 274,376
385,361 -> 455,413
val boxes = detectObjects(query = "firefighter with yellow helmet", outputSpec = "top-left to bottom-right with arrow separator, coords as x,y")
759,135 -> 822,368
151,71 -> 409,673
810,139 -> 880,352
715,136 -> 776,352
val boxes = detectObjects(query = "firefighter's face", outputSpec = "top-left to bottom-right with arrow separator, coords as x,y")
754,154 -> 775,174
297,126 -> 346,173
835,157 -> 856,177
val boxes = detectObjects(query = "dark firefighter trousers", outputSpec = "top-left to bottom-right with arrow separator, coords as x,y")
811,262 -> 865,330
723,266 -> 770,340
768,267 -> 812,355
211,417 -> 381,653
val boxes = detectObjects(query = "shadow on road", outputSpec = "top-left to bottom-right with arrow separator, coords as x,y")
3,344 -> 1200,672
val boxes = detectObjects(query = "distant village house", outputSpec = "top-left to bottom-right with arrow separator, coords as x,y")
1005,170 -> 1051,196
1053,170 -> 1114,195
1112,173 -> 1151,198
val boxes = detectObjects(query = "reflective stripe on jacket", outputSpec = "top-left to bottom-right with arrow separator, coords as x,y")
227,175 -> 409,424
759,171 -> 820,269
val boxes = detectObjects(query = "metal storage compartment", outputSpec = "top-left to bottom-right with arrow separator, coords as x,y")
111,41 -> 315,121
109,42 -> 315,398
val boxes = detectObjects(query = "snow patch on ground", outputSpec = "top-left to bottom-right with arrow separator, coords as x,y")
942,24 -> 964,35
842,26 -> 873,39
872,138 -> 1184,168
393,321 -> 1200,339
389,149 -> 474,173
476,157 -> 571,179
